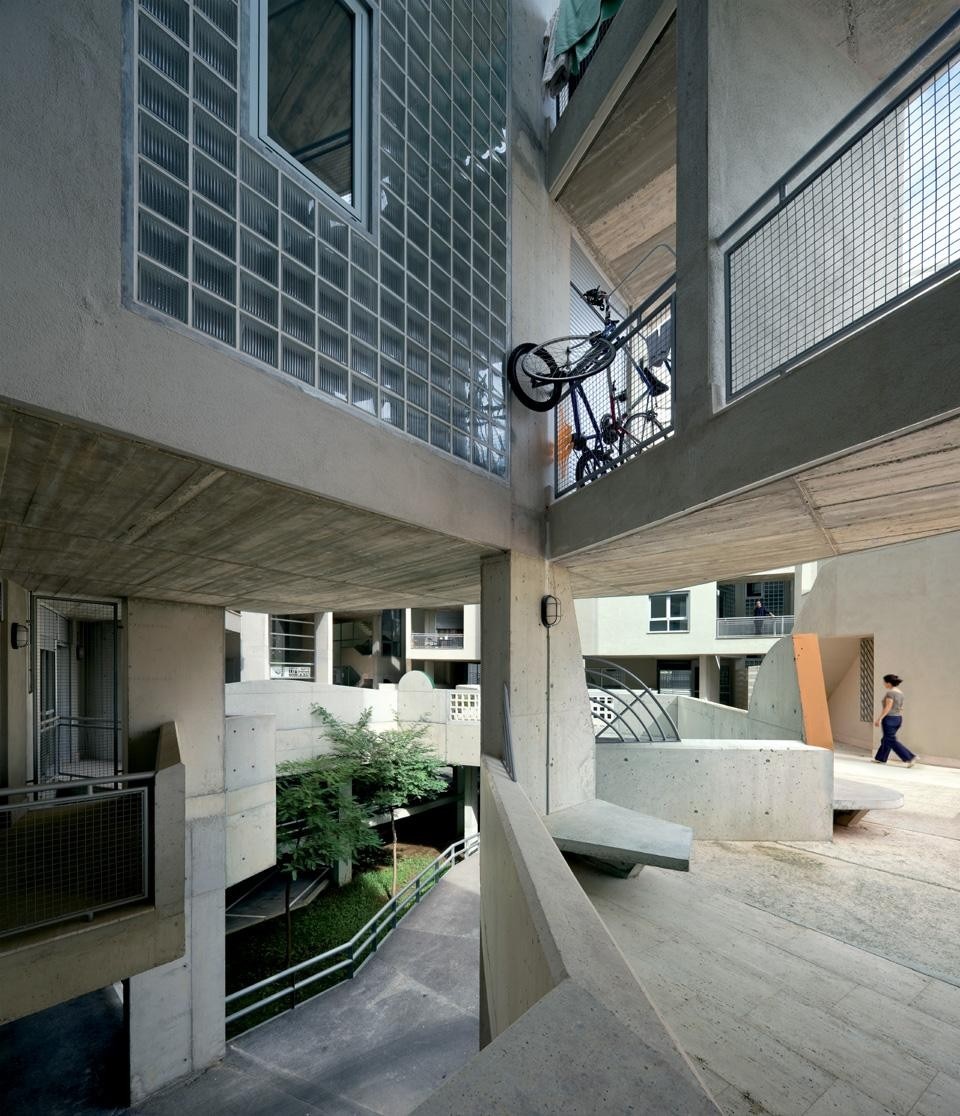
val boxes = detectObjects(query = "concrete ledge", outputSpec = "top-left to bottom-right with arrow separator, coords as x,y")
833,777 -> 904,827
597,739 -> 833,840
414,757 -> 718,1114
544,797 -> 691,875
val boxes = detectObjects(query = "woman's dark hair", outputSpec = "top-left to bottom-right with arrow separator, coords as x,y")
883,673 -> 903,686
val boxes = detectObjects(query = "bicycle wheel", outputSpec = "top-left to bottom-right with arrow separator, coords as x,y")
521,336 -> 615,383
618,409 -> 667,460
575,449 -> 608,486
506,343 -> 563,411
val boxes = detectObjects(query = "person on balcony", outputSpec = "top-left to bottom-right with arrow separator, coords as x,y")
753,598 -> 771,635
873,674 -> 916,766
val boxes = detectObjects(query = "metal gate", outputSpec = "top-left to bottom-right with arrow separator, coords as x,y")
32,597 -> 121,782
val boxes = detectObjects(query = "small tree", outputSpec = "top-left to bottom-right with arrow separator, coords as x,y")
276,757 -> 380,968
312,706 -> 448,897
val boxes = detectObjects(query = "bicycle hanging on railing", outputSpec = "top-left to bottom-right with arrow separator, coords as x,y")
507,246 -> 676,492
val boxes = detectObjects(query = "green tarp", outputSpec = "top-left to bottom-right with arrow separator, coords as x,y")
553,0 -> 624,75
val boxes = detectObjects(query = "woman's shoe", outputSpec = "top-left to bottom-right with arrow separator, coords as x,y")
872,759 -> 886,764
903,760 -> 916,767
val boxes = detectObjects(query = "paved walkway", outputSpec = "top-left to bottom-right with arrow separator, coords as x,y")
140,854 -> 480,1116
577,751 -> 960,1116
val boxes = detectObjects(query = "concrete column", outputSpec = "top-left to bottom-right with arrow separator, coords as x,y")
314,611 -> 333,684
457,765 -> 480,838
480,552 -> 594,815
1,578 -> 30,787
239,611 -> 269,681
698,654 -> 720,703
125,600 -> 226,1104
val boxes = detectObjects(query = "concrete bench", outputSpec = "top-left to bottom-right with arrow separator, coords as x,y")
543,798 -> 692,878
833,778 -> 904,827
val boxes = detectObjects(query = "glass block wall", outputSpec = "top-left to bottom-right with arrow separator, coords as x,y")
130,0 -> 510,477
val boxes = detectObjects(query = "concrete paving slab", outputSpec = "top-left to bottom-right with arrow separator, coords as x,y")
833,777 -> 904,811
544,797 -> 692,871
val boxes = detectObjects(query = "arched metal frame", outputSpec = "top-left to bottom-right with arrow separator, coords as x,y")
584,657 -> 680,744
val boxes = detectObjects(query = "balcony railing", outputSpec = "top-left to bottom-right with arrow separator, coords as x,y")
0,774 -> 152,939
723,13 -> 960,398
411,632 -> 465,650
716,615 -> 795,638
554,13 -> 617,121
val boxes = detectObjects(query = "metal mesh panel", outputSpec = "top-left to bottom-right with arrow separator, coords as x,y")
131,0 -> 510,478
32,598 -> 121,783
859,636 -> 875,721
0,787 -> 148,938
727,48 -> 960,397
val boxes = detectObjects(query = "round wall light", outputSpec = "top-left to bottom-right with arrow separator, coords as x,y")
540,594 -> 562,628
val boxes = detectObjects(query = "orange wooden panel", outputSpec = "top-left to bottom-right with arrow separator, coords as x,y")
793,633 -> 834,750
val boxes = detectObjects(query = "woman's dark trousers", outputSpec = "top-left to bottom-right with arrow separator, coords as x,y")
875,715 -> 915,763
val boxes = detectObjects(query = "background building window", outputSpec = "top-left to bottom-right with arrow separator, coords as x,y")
269,614 -> 315,679
859,637 -> 874,721
649,592 -> 689,633
261,0 -> 368,213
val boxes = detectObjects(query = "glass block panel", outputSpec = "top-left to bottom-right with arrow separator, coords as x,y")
408,180 -> 429,224
430,326 -> 451,360
382,0 -> 405,31
196,0 -> 237,41
491,290 -> 506,321
408,244 -> 429,287
139,113 -> 188,182
407,342 -> 428,379
193,11 -> 236,84
452,281 -> 471,319
282,257 -> 314,308
452,400 -> 470,431
453,431 -> 470,460
317,357 -> 348,399
430,264 -> 451,302
195,153 -> 235,214
407,308 -> 429,348
407,407 -> 428,441
381,256 -> 404,299
193,288 -> 235,343
317,243 -> 347,288
351,234 -> 376,276
382,53 -> 406,101
381,15 -> 405,64
491,450 -> 506,477
138,258 -> 188,321
430,421 -> 451,452
430,388 -> 451,422
380,323 -> 404,364
408,149 -> 430,191
380,150 -> 404,201
139,161 -> 188,229
431,234 -> 451,273
240,229 -> 278,284
195,62 -> 236,128
139,211 -> 188,274
141,0 -> 189,43
351,268 -> 378,312
318,322 -> 348,364
194,198 -> 235,257
407,48 -> 429,94
282,217 -> 314,269
452,311 -> 471,348
407,275 -> 429,318
282,177 -> 316,231
380,393 -> 404,428
430,357 -> 452,391
381,290 -> 405,331
317,278 -> 348,329
453,371 -> 469,401
351,377 -> 376,414
382,88 -> 405,137
381,223 -> 404,266
350,303 -> 377,346
381,189 -> 404,233
240,272 -> 278,325
282,338 -> 315,385
240,144 -> 278,203
139,15 -> 189,89
351,339 -> 377,380
240,314 -> 277,365
407,373 -> 428,409
282,297 -> 315,346
381,359 -> 404,394
408,82 -> 430,132
195,108 -> 235,171
472,440 -> 488,469
194,243 -> 235,300
139,66 -> 188,135
240,186 -> 277,241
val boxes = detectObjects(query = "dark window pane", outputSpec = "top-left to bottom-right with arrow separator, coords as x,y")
267,0 -> 354,201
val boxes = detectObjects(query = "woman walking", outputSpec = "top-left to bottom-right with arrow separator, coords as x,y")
873,674 -> 916,766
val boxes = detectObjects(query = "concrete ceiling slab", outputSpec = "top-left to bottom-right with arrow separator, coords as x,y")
0,407 -> 499,612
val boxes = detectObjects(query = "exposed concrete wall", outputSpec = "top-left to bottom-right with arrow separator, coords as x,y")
415,757 -> 717,1114
125,600 -> 226,1103
597,739 -> 833,840
314,613 -> 333,685
795,533 -> 960,762
674,694 -> 802,742
826,647 -> 874,751
480,553 -> 595,814
223,715 -> 276,888
0,578 -> 30,786
239,613 -> 269,682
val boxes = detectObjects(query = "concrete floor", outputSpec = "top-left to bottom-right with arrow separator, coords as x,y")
138,853 -> 480,1116
576,749 -> 960,1116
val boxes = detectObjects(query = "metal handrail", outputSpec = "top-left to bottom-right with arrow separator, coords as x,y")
716,615 -> 795,638
0,772 -> 154,798
719,10 -> 960,244
225,832 -> 480,1029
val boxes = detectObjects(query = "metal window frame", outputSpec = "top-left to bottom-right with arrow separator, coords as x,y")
648,591 -> 689,633
254,0 -> 372,228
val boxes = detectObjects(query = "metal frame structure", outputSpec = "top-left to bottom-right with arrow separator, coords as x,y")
225,831 -> 479,1031
584,657 -> 680,744
724,13 -> 960,399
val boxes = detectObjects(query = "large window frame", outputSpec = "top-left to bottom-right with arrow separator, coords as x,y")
254,0 -> 372,226
649,592 -> 689,634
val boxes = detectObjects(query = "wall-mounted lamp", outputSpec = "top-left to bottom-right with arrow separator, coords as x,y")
10,622 -> 29,650
540,594 -> 562,628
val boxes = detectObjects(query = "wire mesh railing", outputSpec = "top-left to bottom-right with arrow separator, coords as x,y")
555,282 -> 675,498
725,16 -> 960,398
0,776 -> 151,939
225,832 -> 480,1034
